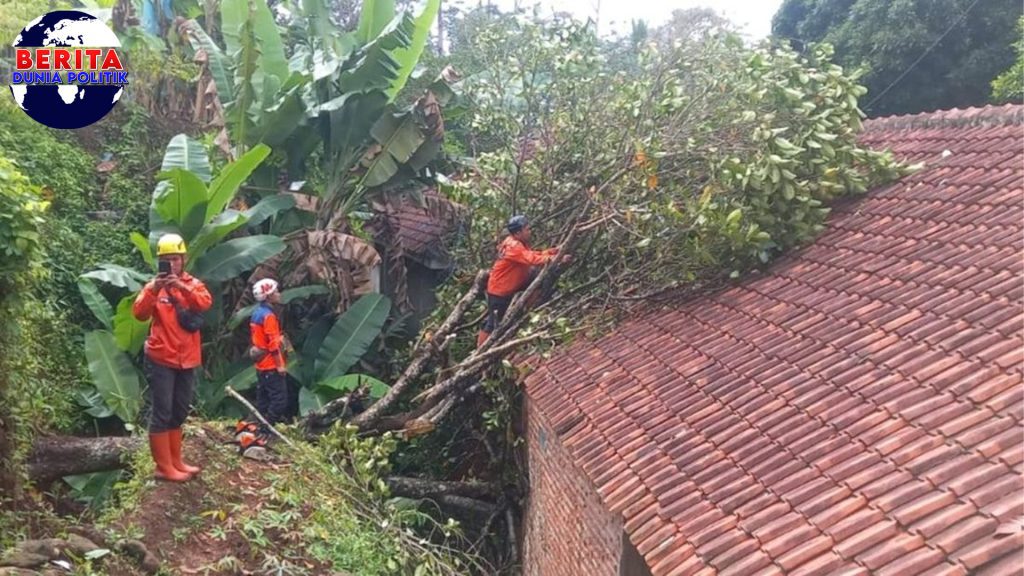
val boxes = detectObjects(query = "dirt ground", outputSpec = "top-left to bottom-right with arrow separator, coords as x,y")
103,424 -> 298,575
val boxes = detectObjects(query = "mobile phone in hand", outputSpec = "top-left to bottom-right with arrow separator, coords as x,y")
158,260 -> 171,276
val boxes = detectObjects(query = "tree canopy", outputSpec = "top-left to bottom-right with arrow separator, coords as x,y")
772,0 -> 1023,116
992,16 -> 1024,103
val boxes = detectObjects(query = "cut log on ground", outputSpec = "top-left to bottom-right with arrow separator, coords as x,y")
386,476 -> 499,501
28,435 -> 142,485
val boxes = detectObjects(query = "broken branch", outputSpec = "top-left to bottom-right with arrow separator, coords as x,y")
225,386 -> 295,447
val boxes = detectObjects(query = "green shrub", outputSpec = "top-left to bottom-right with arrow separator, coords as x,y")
0,100 -> 152,325
0,153 -> 81,507
0,155 -> 45,284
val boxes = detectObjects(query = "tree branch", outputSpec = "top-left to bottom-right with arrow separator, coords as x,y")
348,270 -> 489,429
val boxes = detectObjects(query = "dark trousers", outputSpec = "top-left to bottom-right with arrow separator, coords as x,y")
256,370 -> 290,427
482,267 -> 557,333
144,355 -> 195,433
482,293 -> 513,333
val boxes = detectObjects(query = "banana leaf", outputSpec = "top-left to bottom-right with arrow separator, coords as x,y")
129,231 -> 155,270
76,388 -> 115,419
243,193 -> 296,228
155,168 -> 209,240
160,134 -> 211,183
191,235 -> 286,282
251,0 -> 289,84
299,387 -> 341,416
206,144 -> 271,220
180,20 -> 234,108
362,110 -> 426,187
220,0 -> 247,58
385,0 -> 441,100
84,330 -> 142,423
319,373 -> 389,399
78,278 -> 113,329
315,293 -> 391,381
339,13 -> 413,94
81,264 -> 150,292
113,295 -> 150,355
189,210 -> 248,263
356,0 -> 396,44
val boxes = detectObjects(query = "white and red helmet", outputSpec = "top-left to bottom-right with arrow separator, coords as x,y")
252,278 -> 279,302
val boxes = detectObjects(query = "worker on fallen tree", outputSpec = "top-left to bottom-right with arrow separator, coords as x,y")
249,279 -> 293,434
477,215 -> 568,348
133,233 -> 212,482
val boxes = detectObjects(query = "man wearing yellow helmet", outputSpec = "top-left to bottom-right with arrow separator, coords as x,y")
132,233 -> 212,482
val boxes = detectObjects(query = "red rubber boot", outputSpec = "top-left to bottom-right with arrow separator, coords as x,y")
168,428 -> 201,476
149,432 -> 190,482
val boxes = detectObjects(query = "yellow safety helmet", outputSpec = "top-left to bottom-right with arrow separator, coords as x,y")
156,233 -> 187,256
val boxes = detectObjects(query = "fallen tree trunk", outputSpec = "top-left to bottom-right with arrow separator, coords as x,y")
28,436 -> 141,485
386,476 -> 499,501
350,270 -> 490,429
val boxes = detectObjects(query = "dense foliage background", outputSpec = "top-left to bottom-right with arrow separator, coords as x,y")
772,0 -> 1023,116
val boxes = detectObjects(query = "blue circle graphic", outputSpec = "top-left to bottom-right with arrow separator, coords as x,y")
8,10 -> 127,130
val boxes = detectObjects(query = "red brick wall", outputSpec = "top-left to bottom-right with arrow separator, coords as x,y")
522,396 -> 623,576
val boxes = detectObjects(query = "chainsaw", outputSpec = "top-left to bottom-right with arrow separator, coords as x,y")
227,420 -> 271,460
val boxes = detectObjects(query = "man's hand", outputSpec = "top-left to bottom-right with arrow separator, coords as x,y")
166,276 -> 189,291
151,275 -> 169,292
561,253 -> 574,264
276,365 -> 287,375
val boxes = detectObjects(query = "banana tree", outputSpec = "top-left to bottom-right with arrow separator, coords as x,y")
179,0 -> 446,202
290,293 -> 393,416
77,134 -> 293,425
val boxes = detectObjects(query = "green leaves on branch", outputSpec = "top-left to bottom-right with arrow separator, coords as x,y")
0,155 -> 46,280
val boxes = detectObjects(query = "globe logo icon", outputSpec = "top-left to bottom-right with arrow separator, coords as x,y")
9,10 -> 128,129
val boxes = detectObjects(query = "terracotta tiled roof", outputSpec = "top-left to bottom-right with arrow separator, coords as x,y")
524,104 -> 1024,575
386,188 -> 467,269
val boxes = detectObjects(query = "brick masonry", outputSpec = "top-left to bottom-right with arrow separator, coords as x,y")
523,397 -> 624,576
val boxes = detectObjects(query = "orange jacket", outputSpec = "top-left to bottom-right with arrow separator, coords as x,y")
132,273 -> 212,369
486,235 -> 556,297
250,303 -> 286,371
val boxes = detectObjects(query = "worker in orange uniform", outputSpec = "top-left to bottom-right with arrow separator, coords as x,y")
477,215 -> 568,348
249,279 -> 292,432
133,233 -> 212,482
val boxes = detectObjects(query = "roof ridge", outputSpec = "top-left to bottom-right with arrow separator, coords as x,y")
863,103 -> 1024,131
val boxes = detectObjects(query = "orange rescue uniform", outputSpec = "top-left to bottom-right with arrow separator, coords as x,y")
486,235 -> 556,297
250,303 -> 286,371
132,273 -> 212,369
